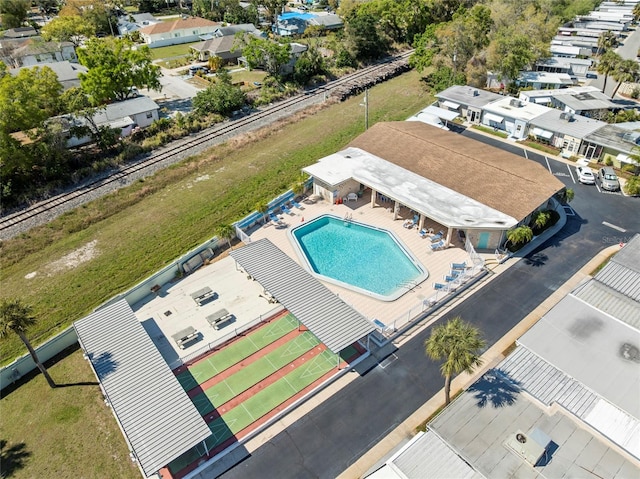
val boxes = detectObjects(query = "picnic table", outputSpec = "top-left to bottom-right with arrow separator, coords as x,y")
190,286 -> 214,306
206,308 -> 233,330
171,326 -> 198,349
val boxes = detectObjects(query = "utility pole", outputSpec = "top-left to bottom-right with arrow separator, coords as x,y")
360,88 -> 369,130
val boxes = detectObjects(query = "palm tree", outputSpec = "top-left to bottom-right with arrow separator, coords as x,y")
214,223 -> 236,250
425,317 -> 485,405
597,50 -> 622,95
611,59 -> 639,98
634,3 -> 640,22
255,200 -> 269,224
596,30 -> 617,56
0,298 -> 55,388
530,210 -> 551,231
291,174 -> 308,197
505,225 -> 533,247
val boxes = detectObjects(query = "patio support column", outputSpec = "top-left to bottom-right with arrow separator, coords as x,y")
445,227 -> 453,246
370,189 -> 377,208
393,201 -> 400,220
418,215 -> 425,230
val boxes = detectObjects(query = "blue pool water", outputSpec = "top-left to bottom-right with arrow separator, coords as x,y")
290,215 -> 428,301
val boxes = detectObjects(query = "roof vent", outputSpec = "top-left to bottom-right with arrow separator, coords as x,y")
559,112 -> 573,121
509,98 -> 522,108
473,89 -> 479,96
505,428 -> 551,466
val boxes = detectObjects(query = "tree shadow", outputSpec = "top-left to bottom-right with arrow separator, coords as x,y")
0,439 -> 31,477
524,251 -> 548,267
468,369 -> 522,408
54,381 -> 99,388
89,351 -> 118,381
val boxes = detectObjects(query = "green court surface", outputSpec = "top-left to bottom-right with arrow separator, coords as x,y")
176,313 -> 299,391
168,349 -> 338,475
191,331 -> 320,416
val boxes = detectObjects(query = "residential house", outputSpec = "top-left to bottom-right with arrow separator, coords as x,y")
52,96 -> 160,148
367,235 -> 640,479
519,86 -> 619,119
306,13 -> 343,31
8,61 -> 88,90
435,85 -> 503,124
515,71 -> 575,90
580,123 -> 640,165
190,24 -> 264,62
3,27 -> 38,38
534,57 -> 592,80
117,13 -> 162,36
527,110 -> 606,158
303,121 -> 563,251
481,97 -> 550,139
138,16 -> 221,48
272,11 -> 342,36
8,40 -> 76,67
237,41 -> 307,74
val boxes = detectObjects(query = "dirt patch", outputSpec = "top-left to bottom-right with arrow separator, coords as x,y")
46,240 -> 99,275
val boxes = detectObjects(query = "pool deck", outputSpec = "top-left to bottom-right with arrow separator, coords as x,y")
246,193 -> 488,328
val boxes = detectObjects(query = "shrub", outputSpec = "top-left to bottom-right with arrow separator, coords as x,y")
605,157 -> 614,166
632,86 -> 640,99
624,176 -> 640,195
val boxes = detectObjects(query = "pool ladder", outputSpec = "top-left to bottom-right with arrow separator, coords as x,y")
397,280 -> 421,291
343,212 -> 353,223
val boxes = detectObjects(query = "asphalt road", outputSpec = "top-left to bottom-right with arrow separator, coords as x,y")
220,132 -> 639,479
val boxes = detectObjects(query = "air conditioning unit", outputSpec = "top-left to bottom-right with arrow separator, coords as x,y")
505,428 -> 551,466
509,98 -> 522,108
559,112 -> 573,121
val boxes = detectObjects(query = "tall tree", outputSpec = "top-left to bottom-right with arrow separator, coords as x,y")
343,11 -> 388,62
0,0 -> 29,28
241,37 -> 291,77
41,15 -> 96,47
192,69 -> 246,116
610,58 -> 639,98
487,29 -> 538,93
258,0 -> 287,28
0,298 -> 56,388
425,316 -> 485,405
77,37 -> 162,105
597,50 -> 622,95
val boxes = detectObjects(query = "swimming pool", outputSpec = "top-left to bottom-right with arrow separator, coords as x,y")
289,215 -> 428,301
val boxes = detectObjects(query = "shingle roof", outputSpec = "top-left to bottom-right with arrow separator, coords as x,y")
347,122 -> 564,222
139,16 -> 219,35
229,239 -> 375,353
74,299 -> 210,477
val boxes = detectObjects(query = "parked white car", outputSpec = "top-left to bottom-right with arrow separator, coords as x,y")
576,165 -> 595,184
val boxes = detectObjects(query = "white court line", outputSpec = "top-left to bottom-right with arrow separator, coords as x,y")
544,156 -> 552,173
567,164 -> 576,183
603,222 -> 626,232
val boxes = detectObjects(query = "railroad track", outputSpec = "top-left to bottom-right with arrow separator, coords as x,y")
0,50 -> 413,238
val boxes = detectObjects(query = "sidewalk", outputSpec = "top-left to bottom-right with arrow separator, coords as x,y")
338,243 -> 622,479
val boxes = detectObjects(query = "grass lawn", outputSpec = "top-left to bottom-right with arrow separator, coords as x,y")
149,42 -> 199,60
0,348 -> 139,479
0,70 -> 431,363
230,69 -> 268,85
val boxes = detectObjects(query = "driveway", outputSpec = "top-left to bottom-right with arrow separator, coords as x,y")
588,26 -> 640,96
219,135 -> 640,478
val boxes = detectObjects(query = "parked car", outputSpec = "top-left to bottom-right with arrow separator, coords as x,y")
598,166 -> 620,191
189,65 -> 209,75
576,165 -> 595,184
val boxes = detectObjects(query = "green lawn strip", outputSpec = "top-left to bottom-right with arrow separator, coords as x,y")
168,349 -> 338,474
149,42 -> 198,60
176,313 -> 299,389
191,332 -> 320,415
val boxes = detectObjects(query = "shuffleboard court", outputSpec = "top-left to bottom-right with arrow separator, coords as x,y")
190,332 -> 320,416
175,313 -> 299,391
168,349 -> 339,475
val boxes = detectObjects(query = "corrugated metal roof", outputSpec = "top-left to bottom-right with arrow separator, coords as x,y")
229,239 -> 375,353
595,235 -> 640,302
74,300 -> 211,477
500,347 -> 640,459
572,280 -> 640,330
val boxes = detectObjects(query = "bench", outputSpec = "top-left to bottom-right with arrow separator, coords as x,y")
190,286 -> 215,306
206,308 -> 233,330
172,326 -> 198,349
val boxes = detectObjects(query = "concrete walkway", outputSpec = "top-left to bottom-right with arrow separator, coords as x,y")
338,243 -> 622,479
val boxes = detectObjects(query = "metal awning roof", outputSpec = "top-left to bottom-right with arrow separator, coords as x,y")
483,112 -> 504,123
440,100 -> 460,110
74,300 -> 211,477
229,239 -> 375,353
533,97 -> 551,104
421,105 -> 459,122
531,127 -> 554,139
